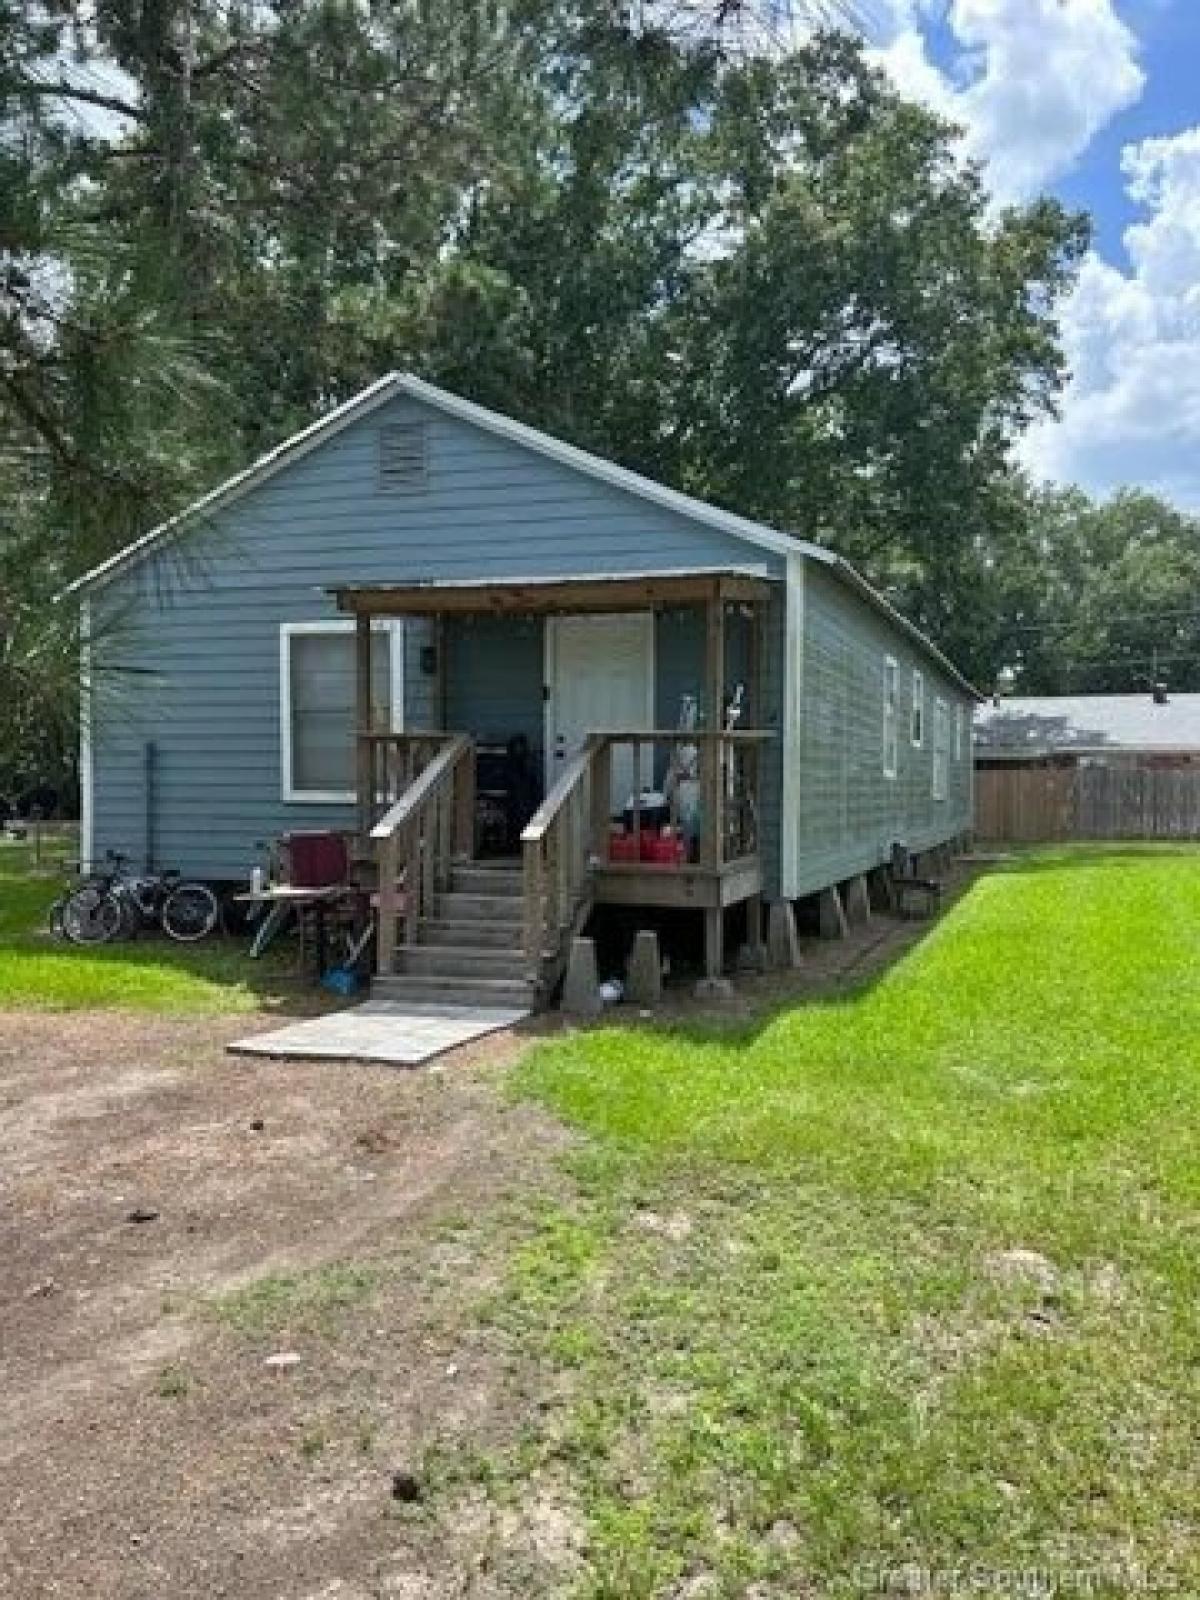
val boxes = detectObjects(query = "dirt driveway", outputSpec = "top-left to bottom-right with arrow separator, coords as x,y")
0,1009 -> 568,1600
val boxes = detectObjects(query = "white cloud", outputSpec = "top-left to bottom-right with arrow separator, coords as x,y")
1022,127 -> 1200,507
870,0 -> 1144,203
642,0 -> 1143,204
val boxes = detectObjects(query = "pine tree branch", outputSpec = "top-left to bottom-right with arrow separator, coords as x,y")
20,79 -> 146,123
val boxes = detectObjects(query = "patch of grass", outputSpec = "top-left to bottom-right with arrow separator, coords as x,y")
155,1362 -> 193,1399
481,848 -> 1200,1596
299,1424 -> 329,1461
208,1262 -> 382,1337
0,840 -> 293,1013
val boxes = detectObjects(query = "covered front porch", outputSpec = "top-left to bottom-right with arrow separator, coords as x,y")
333,569 -> 778,1002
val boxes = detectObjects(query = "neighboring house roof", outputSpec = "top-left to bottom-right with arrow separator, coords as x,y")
975,695 -> 1200,756
61,371 -> 980,697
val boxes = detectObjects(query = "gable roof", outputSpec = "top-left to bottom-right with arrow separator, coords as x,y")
976,694 -> 1200,756
62,371 -> 979,696
62,372 -> 795,597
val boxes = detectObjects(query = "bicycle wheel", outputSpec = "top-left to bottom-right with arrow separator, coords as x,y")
161,882 -> 220,942
62,887 -> 124,944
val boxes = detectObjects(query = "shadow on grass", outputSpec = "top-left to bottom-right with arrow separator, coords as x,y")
544,868 -> 986,1056
976,840 -> 1200,871
559,841 -> 1200,1055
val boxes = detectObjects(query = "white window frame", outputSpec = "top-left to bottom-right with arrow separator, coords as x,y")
911,668 -> 925,748
280,620 -> 405,804
933,697 -> 949,801
882,654 -> 899,780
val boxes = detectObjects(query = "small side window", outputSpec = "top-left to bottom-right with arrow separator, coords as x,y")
882,656 -> 899,779
954,704 -> 964,761
911,669 -> 924,747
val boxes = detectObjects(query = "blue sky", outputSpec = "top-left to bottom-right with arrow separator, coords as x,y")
1036,1 -> 1200,262
855,0 -> 1200,506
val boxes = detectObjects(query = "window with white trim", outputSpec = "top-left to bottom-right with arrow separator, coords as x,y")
933,697 -> 950,801
911,668 -> 925,747
882,655 -> 899,779
280,621 -> 404,802
954,703 -> 964,761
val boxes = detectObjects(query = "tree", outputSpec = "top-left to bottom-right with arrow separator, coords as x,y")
421,30 -> 1086,634
0,0 -> 548,791
1,3 -> 1092,790
961,487 -> 1200,696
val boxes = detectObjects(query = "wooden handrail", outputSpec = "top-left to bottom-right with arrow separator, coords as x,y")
371,735 -> 472,840
519,727 -> 774,991
521,735 -> 603,846
520,735 -> 606,988
371,733 -> 475,977
357,730 -> 467,839
582,728 -> 773,743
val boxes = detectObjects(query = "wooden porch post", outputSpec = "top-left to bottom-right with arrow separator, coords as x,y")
747,594 -> 766,727
703,585 -> 726,980
703,907 -> 724,980
355,610 -> 373,842
745,593 -> 766,857
702,587 -> 725,871
433,614 -> 448,729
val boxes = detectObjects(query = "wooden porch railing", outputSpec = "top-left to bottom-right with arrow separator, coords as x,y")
520,728 -> 771,989
357,731 -> 473,838
368,733 -> 475,976
520,736 -> 603,989
588,729 -> 771,868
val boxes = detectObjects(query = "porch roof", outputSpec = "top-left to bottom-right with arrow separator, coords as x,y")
329,565 -> 778,617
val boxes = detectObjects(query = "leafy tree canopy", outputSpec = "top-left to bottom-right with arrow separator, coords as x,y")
0,0 -> 1145,795
962,486 -> 1200,697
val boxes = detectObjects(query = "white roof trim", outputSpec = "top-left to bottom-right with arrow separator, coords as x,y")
60,370 -> 977,695
393,374 -> 800,560
60,372 -> 405,598
326,564 -> 778,594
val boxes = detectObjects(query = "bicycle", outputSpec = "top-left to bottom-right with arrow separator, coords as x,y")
50,856 -> 124,944
52,852 -> 221,945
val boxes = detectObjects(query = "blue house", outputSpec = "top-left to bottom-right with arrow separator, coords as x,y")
67,374 -> 977,1003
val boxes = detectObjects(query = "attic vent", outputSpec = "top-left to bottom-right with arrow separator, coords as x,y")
378,423 -> 428,492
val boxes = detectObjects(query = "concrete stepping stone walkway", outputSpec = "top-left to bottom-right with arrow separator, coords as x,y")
228,998 -> 530,1066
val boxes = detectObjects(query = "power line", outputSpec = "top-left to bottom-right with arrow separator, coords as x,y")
1002,606 -> 1200,636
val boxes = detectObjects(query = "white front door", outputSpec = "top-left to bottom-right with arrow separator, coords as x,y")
546,613 -> 655,806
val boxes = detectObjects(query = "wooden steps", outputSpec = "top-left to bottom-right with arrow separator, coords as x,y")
376,859 -> 535,1010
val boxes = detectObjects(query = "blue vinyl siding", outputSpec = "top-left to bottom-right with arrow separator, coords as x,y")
445,614 -> 543,752
87,385 -> 969,898
789,560 -> 972,896
89,394 -> 777,879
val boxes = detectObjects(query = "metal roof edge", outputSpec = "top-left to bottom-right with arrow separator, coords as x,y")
57,371 -> 981,705
59,372 -> 408,599
388,374 -> 802,561
802,547 -> 983,701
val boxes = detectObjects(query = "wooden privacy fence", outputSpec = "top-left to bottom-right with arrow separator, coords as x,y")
977,763 -> 1200,842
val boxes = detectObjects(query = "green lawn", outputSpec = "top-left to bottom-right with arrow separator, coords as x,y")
479,849 -> 1200,1596
0,840 -> 291,1012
